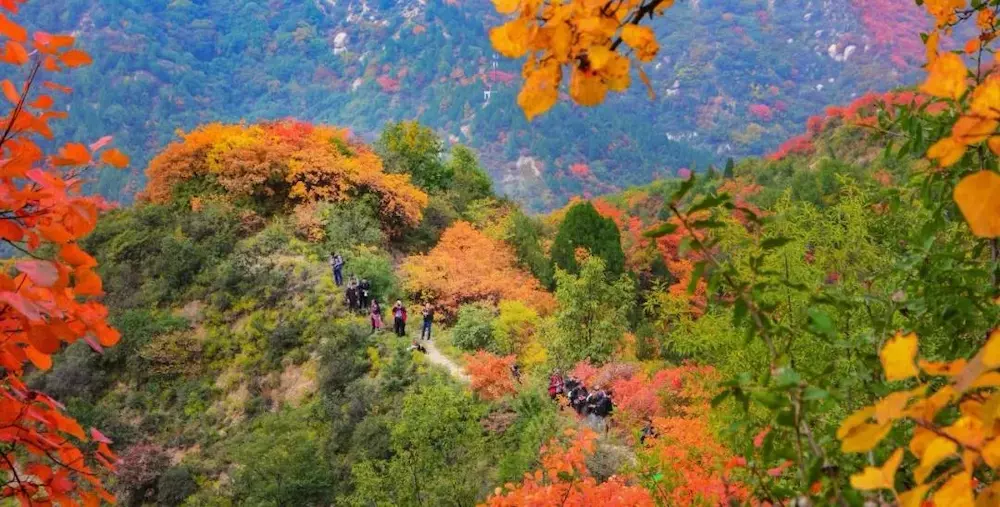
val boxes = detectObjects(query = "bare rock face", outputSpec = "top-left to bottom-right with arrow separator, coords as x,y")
333,32 -> 348,55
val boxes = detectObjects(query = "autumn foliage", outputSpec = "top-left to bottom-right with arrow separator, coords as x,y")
483,428 -> 655,506
0,1 -> 124,503
464,351 -> 517,400
141,120 -> 429,235
401,221 -> 554,317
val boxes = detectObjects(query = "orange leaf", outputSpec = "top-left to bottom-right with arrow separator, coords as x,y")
0,12 -> 26,42
954,170 -> 1000,238
53,142 -> 90,166
74,268 -> 103,296
1,40 -> 28,65
1,78 -> 18,104
58,49 -> 91,68
42,81 -> 71,94
965,37 -> 982,54
42,55 -> 59,72
99,148 -> 129,168
59,243 -> 96,268
29,94 -> 52,110
23,345 -> 52,370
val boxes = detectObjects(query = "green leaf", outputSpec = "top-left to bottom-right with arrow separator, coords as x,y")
807,308 -> 835,337
760,237 -> 791,250
643,222 -> 678,238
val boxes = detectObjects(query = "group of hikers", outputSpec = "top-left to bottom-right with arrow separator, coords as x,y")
546,371 -> 616,431
330,253 -> 435,349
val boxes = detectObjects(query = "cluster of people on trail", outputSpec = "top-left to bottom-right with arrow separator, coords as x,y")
331,254 -> 436,346
547,371 -> 615,431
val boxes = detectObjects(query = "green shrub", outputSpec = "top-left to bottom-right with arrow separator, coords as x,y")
156,466 -> 198,507
451,304 -> 497,351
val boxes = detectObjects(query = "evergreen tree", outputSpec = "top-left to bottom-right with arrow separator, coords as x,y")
724,157 -> 735,179
550,202 -> 625,276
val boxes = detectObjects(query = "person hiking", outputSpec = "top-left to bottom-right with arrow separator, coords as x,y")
585,389 -> 607,430
570,385 -> 589,415
345,279 -> 358,310
370,300 -> 383,332
358,279 -> 371,309
547,371 -> 564,400
392,300 -> 407,337
420,303 -> 434,341
640,417 -> 658,444
594,389 -> 614,433
511,363 -> 522,384
330,253 -> 345,287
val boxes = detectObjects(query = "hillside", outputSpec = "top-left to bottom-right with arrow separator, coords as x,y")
24,0 -> 926,210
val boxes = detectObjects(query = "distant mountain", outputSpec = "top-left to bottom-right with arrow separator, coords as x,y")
26,0 -> 925,210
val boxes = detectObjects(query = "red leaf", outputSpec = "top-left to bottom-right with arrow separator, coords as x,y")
82,334 -> 103,354
74,267 -> 102,295
0,291 -> 43,320
53,142 -> 90,166
59,243 -> 97,268
42,81 -> 71,94
1,40 -> 28,65
0,219 -> 23,241
15,260 -> 58,287
23,345 -> 52,370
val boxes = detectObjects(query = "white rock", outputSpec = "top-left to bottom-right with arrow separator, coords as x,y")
352,78 -> 363,91
333,32 -> 348,55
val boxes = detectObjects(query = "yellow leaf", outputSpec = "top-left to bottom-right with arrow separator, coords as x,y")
569,67 -> 607,106
548,23 -> 572,62
840,421 -> 892,453
933,472 -> 974,507
920,52 -> 968,100
914,437 -> 957,483
926,30 -> 940,64
970,78 -> 1000,119
907,386 -> 955,420
976,482 -> 1000,507
849,448 -> 903,490
989,136 -> 1000,155
971,371 -> 1000,389
919,358 -> 967,376
601,53 -> 630,92
838,406 -> 875,440
944,416 -> 984,448
875,385 -> 926,424
981,438 -> 1000,468
881,331 -> 919,382
952,115 -> 998,145
638,66 -> 655,100
517,63 -> 559,121
621,24 -> 659,62
910,426 -> 937,458
490,19 -> 532,58
927,136 -> 967,167
492,0 -> 519,15
954,172 -> 1000,238
588,45 -> 613,71
899,485 -> 931,507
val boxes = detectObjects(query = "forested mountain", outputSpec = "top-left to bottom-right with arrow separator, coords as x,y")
25,0 -> 924,210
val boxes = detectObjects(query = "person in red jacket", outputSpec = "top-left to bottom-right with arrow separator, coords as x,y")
392,300 -> 407,337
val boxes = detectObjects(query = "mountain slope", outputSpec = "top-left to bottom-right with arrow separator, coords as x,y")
27,0 -> 924,209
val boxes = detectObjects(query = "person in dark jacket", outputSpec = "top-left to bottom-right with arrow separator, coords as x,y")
640,418 -> 658,444
345,279 -> 358,310
331,253 -> 345,286
420,303 -> 434,341
358,279 -> 371,309
511,363 -> 522,384
570,385 -> 589,415
392,300 -> 407,337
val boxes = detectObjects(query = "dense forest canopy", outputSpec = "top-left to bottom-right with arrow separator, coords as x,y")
1,0 -> 999,506
20,0 -> 925,210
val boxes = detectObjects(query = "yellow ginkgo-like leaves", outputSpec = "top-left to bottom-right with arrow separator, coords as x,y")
492,0 -> 519,14
517,59 -> 561,121
952,115 -> 999,145
970,78 -> 1000,119
953,171 -> 1000,238
934,472 -> 975,507
491,19 -> 533,58
899,485 -> 932,507
837,406 -> 893,453
849,448 -> 903,490
621,25 -> 658,62
914,437 -> 957,483
921,52 -> 968,100
881,332 -> 919,382
927,137 -> 967,167
983,329 -> 1000,368
569,68 -> 607,106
